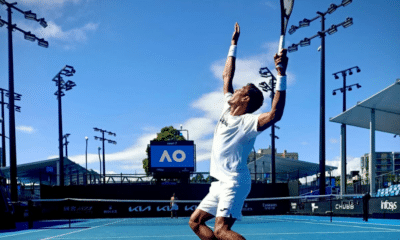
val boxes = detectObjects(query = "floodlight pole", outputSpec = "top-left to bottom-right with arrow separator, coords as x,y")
7,3 -> 18,202
93,128 -> 116,184
332,66 -> 361,195
63,133 -> 70,158
57,74 -> 64,186
318,11 -> 327,196
1,0 -> 48,202
286,0 -> 354,195
52,66 -> 76,187
0,89 -> 6,168
258,67 -> 279,184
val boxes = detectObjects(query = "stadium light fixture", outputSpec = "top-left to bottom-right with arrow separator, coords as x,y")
334,74 -> 339,80
327,4 -> 338,14
24,31 -> 36,42
327,25 -> 338,35
288,25 -> 298,35
288,43 -> 298,53
356,67 -> 361,73
342,0 -> 352,7
24,10 -> 37,20
38,18 -> 48,28
299,38 -> 311,47
342,17 -> 353,28
299,18 -> 310,28
333,91 -> 337,96
37,38 -> 49,48
356,84 -> 361,88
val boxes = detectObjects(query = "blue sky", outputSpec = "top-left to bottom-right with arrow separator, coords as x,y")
0,0 -> 399,176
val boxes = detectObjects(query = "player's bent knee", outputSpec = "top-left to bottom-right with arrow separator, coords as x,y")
213,227 -> 225,239
188,218 -> 199,230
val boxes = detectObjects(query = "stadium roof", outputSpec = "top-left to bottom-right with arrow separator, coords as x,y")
248,155 -> 337,182
0,158 -> 96,184
330,79 -> 400,135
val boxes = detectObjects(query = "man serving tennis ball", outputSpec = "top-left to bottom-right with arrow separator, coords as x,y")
189,22 -> 288,240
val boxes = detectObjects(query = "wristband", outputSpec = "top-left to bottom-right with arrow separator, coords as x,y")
276,75 -> 287,91
228,45 -> 237,57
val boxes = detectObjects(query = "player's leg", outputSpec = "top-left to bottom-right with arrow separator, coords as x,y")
189,181 -> 220,239
213,181 -> 251,240
214,216 -> 245,240
189,209 -> 217,240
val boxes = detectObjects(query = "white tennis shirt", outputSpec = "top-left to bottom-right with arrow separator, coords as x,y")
210,92 -> 261,184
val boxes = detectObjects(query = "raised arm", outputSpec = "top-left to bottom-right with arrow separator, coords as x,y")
257,49 -> 288,132
222,22 -> 240,95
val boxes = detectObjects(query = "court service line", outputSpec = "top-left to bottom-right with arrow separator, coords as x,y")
39,219 -> 129,240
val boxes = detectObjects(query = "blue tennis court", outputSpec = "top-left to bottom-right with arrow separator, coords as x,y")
1,216 -> 400,240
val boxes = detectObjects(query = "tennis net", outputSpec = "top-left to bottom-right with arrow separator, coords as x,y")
27,194 -> 365,228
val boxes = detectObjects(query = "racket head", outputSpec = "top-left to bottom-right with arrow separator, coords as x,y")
279,0 -> 295,52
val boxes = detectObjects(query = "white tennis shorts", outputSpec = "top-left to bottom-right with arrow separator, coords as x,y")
197,180 -> 251,220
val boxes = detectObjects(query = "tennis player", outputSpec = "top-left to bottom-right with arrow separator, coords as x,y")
189,22 -> 288,240
170,193 -> 178,218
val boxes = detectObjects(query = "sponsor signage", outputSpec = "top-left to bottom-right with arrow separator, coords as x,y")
380,200 -> 397,211
370,196 -> 400,216
149,141 -> 195,172
104,205 -> 118,214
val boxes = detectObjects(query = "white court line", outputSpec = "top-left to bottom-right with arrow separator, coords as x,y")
0,229 -> 47,239
0,218 -> 112,239
25,230 -> 400,239
39,219 -> 129,240
248,216 -> 400,232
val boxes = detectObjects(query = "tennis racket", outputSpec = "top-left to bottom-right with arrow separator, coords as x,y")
278,0 -> 295,53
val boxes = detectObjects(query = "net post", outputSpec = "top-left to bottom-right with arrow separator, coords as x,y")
66,198 -> 71,228
330,195 -> 332,222
28,200 -> 33,229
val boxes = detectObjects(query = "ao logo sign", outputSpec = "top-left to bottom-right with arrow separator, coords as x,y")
151,145 -> 194,168
159,150 -> 186,163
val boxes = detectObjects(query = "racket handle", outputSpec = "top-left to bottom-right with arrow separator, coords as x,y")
278,35 -> 285,54
277,35 -> 285,68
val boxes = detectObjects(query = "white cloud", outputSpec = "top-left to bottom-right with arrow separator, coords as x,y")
16,125 -> 35,134
15,19 -> 98,49
191,92 -> 224,121
329,138 -> 338,144
20,0 -> 82,8
326,156 -> 361,177
35,21 -> 98,42
262,1 -> 278,10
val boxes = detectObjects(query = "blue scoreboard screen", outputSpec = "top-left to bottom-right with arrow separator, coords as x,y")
149,141 -> 195,172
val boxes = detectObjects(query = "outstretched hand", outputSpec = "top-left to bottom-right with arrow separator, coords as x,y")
231,22 -> 240,45
274,49 -> 288,76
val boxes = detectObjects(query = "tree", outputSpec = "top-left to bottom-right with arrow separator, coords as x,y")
191,173 -> 204,183
142,126 -> 186,176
